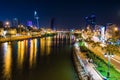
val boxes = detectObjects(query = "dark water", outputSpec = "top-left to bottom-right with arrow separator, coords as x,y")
0,34 -> 78,80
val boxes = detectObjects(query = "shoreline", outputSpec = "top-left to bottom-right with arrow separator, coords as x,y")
0,34 -> 56,43
72,47 -> 88,80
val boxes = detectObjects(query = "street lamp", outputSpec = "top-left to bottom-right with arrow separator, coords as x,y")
104,52 -> 114,79
5,21 -> 10,27
114,27 -> 118,31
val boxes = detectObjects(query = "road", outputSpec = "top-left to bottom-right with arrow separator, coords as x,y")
85,42 -> 120,71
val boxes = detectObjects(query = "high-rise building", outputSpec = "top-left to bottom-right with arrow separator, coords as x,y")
27,21 -> 33,27
34,11 -> 39,28
85,14 -> 96,29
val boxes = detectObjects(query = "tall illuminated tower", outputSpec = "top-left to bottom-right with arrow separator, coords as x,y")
100,26 -> 105,43
34,11 -> 39,28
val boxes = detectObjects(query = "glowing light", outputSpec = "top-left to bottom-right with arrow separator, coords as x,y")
3,44 -> 12,79
5,21 -> 10,25
91,36 -> 100,42
34,11 -> 37,16
30,40 -> 33,68
29,39 -> 37,68
3,43 -> 8,53
17,41 -> 25,69
114,27 -> 118,31
40,38 -> 45,56
5,21 -> 10,27
46,37 -> 51,55
33,39 -> 37,64
101,26 -> 105,43
74,42 -> 79,47
76,39 -> 79,42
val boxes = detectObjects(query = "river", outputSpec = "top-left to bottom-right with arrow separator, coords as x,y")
0,34 -> 78,80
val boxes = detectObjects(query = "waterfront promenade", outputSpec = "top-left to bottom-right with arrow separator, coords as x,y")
0,35 -> 32,43
78,52 -> 103,80
0,34 -> 51,43
74,43 -> 103,80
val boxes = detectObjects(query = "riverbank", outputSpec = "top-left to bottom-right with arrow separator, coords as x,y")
0,33 -> 56,43
72,46 -> 88,80
72,42 -> 103,80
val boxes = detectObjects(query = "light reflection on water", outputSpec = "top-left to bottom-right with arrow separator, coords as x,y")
17,41 -> 25,69
40,38 -> 45,56
0,34 -> 78,80
46,37 -> 51,55
40,37 -> 52,56
29,39 -> 37,68
3,43 -> 12,80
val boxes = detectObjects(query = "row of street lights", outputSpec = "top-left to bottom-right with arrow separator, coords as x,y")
104,51 -> 114,79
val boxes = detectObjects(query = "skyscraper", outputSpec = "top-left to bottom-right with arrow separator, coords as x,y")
85,14 -> 96,29
34,11 -> 39,28
27,21 -> 33,27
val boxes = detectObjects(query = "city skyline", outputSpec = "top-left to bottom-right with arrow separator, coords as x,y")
0,0 -> 120,29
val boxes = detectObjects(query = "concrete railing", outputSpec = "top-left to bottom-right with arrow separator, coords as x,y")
73,47 -> 89,80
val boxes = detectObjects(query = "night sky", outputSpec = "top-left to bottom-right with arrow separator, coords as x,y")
0,0 -> 120,29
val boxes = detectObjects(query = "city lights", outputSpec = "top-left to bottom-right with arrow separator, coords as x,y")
5,21 -> 10,27
114,27 -> 118,31
0,0 -> 120,80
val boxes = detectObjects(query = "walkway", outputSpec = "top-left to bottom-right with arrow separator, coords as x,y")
74,45 -> 103,80
77,52 -> 103,80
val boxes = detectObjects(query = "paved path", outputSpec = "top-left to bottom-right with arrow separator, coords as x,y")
78,52 -> 103,80
74,45 -> 103,80
85,63 -> 103,80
